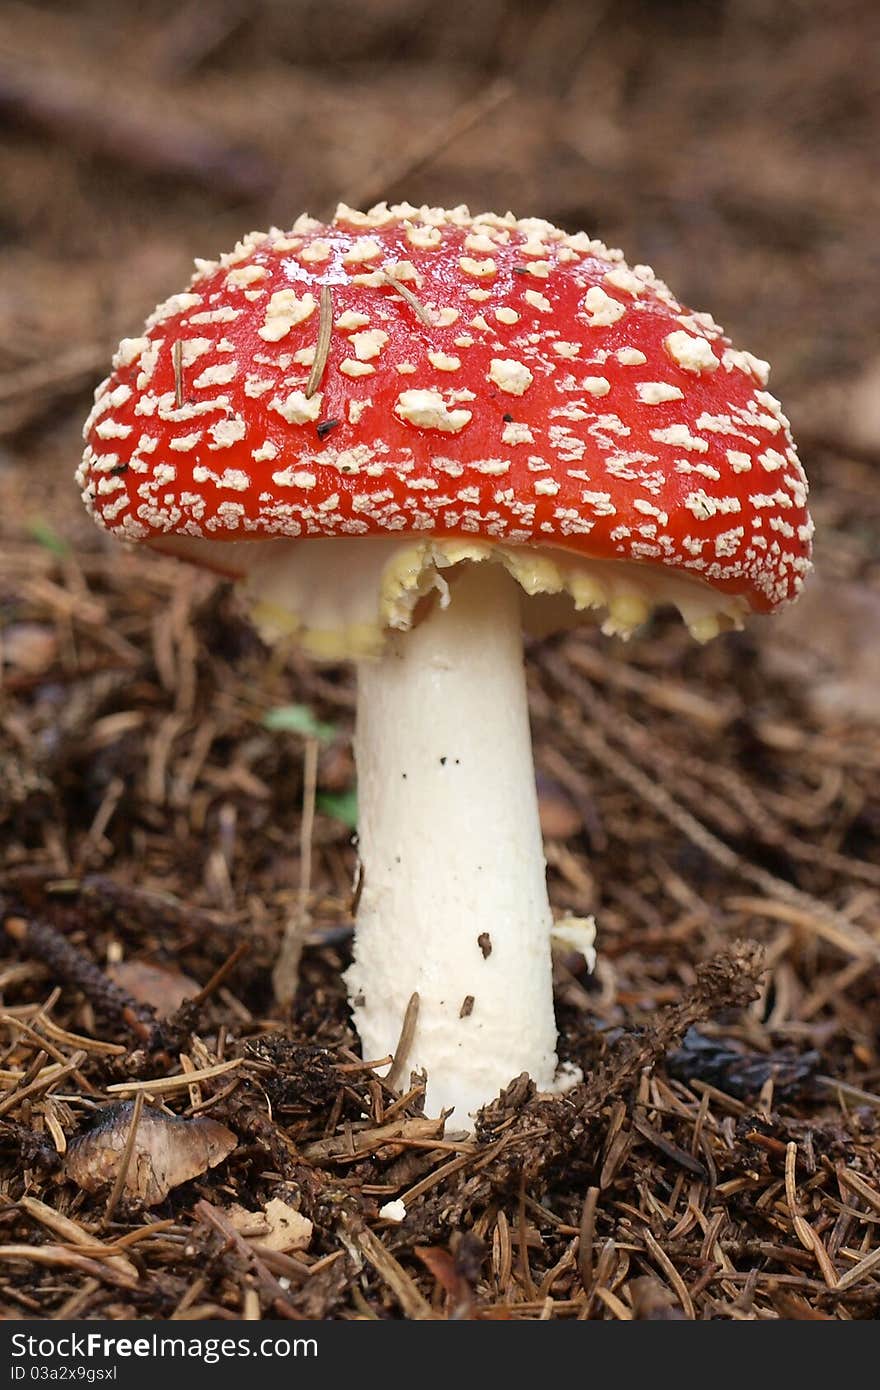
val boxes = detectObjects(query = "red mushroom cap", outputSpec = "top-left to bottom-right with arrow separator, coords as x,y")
78,204 -> 812,617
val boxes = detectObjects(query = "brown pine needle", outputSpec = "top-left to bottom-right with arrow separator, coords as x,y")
105,1057 -> 242,1095
386,990 -> 420,1091
381,269 -> 433,326
517,1172 -> 536,1300
641,1228 -> 695,1318
838,1167 -> 880,1214
272,736 -> 319,1007
577,1185 -> 600,1291
835,1244 -> 880,1291
0,1244 -> 137,1289
306,285 -> 333,398
104,1089 -> 144,1223
172,340 -> 184,408
19,1196 -> 139,1283
356,1225 -> 431,1319
594,1286 -> 632,1319
0,1049 -> 86,1117
785,1141 -> 838,1288
189,940 -> 249,1007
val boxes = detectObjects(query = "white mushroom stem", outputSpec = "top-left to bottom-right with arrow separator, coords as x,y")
346,561 -> 558,1126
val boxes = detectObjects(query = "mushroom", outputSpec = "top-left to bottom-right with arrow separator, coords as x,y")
77,203 -> 813,1125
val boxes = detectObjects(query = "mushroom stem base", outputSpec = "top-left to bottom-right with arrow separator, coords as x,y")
347,561 -> 558,1126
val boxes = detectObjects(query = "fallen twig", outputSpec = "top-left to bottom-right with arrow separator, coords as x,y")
1,901 -> 161,1048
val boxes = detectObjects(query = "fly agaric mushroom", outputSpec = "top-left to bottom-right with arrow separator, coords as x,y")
77,203 -> 812,1124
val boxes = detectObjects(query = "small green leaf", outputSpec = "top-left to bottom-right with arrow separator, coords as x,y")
27,519 -> 70,556
317,787 -> 358,829
263,704 -> 337,742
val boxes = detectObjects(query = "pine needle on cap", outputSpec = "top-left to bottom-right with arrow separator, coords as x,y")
172,340 -> 184,408
306,285 -> 333,398
381,269 -> 433,326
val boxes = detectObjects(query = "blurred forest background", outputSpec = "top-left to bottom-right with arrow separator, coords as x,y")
0,0 -> 879,1321
3,0 -> 880,446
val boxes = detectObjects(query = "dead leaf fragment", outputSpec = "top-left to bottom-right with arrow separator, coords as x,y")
66,1100 -> 236,1205
227,1197 -> 312,1253
1,622 -> 58,674
107,959 -> 200,1016
414,1243 -> 472,1314
537,776 -> 582,839
551,915 -> 597,970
